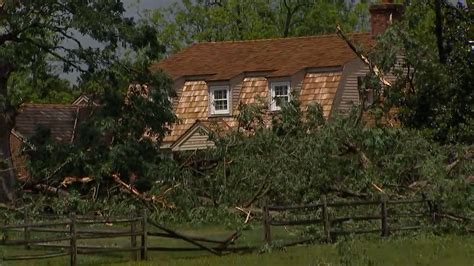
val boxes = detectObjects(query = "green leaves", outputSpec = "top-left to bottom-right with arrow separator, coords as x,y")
150,0 -> 370,52
6,1 -> 176,199
169,100 -> 472,222
370,0 -> 473,143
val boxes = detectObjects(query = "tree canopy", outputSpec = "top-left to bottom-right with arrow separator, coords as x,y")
366,0 -> 473,143
151,0 -> 372,52
0,0 -> 174,203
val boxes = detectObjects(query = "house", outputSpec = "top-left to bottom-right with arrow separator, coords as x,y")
154,1 -> 404,152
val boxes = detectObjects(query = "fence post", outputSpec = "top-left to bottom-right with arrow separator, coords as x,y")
380,195 -> 389,237
140,209 -> 148,261
263,199 -> 272,245
70,212 -> 77,266
427,199 -> 438,224
321,195 -> 331,242
1,220 -> 7,243
131,213 -> 138,261
24,208 -> 31,250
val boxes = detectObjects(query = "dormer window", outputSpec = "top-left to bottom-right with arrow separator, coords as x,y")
209,85 -> 230,115
270,81 -> 291,111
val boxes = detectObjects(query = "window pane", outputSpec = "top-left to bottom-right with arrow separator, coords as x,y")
214,99 -> 228,111
274,85 -> 288,96
214,89 -> 227,100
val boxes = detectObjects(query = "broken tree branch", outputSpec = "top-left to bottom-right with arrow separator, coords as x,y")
336,25 -> 392,87
111,173 -> 174,210
32,184 -> 70,198
341,141 -> 373,169
328,186 -> 369,199
446,149 -> 473,174
244,177 -> 271,208
60,176 -> 94,187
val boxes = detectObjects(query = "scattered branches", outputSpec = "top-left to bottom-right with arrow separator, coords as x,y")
111,174 -> 175,210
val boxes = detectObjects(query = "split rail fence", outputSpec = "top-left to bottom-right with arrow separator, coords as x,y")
262,196 -> 432,245
1,196 -> 465,265
0,210 -> 239,266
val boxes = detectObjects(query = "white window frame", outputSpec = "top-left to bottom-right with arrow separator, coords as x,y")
209,85 -> 230,115
270,81 -> 291,111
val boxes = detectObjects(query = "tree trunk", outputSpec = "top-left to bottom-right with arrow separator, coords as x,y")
434,0 -> 446,64
0,61 -> 16,203
283,5 -> 294,37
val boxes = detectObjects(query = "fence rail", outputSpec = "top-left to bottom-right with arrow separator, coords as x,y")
0,211 -> 149,266
1,196 -> 468,265
262,196 -> 431,244
0,208 -> 243,265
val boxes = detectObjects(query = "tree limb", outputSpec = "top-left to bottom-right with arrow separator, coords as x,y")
336,25 -> 392,87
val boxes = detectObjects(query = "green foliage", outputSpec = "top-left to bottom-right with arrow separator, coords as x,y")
8,66 -> 76,104
369,0 -> 474,143
150,0 -> 373,52
25,72 -> 176,191
167,100 -> 472,221
0,0 -> 175,202
0,1 -> 177,205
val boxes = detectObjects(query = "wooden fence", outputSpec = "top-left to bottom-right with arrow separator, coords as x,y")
0,210 -> 239,266
1,196 -> 466,265
262,196 -> 430,245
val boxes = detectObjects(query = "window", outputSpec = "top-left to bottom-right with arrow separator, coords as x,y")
270,81 -> 291,111
209,85 -> 230,115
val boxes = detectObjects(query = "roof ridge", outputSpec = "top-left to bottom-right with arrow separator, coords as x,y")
193,32 -> 370,45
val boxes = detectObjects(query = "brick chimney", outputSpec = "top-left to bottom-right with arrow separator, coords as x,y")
369,0 -> 404,37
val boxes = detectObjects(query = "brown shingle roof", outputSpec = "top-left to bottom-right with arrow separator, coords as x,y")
14,104 -> 80,143
153,33 -> 373,81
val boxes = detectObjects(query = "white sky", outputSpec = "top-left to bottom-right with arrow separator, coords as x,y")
123,0 -> 174,17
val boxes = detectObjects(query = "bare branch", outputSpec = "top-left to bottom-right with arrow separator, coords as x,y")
20,37 -> 88,73
336,25 -> 392,87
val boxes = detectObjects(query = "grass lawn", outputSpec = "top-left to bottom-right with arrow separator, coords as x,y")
1,226 -> 473,266
116,234 -> 474,266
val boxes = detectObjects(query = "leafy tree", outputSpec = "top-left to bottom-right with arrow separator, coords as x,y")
8,63 -> 76,104
367,0 -> 473,143
0,0 -> 171,203
151,0 -> 372,52
164,100 -> 472,221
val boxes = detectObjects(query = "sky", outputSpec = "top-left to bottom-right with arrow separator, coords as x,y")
63,0 -> 174,83
123,0 -> 174,17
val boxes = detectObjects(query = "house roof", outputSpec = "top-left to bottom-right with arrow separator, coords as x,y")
14,104 -> 81,143
153,33 -> 373,81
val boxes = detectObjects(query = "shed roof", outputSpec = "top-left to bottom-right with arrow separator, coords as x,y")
153,33 -> 373,81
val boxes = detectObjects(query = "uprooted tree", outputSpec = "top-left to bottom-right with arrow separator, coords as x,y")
0,0 -> 174,203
